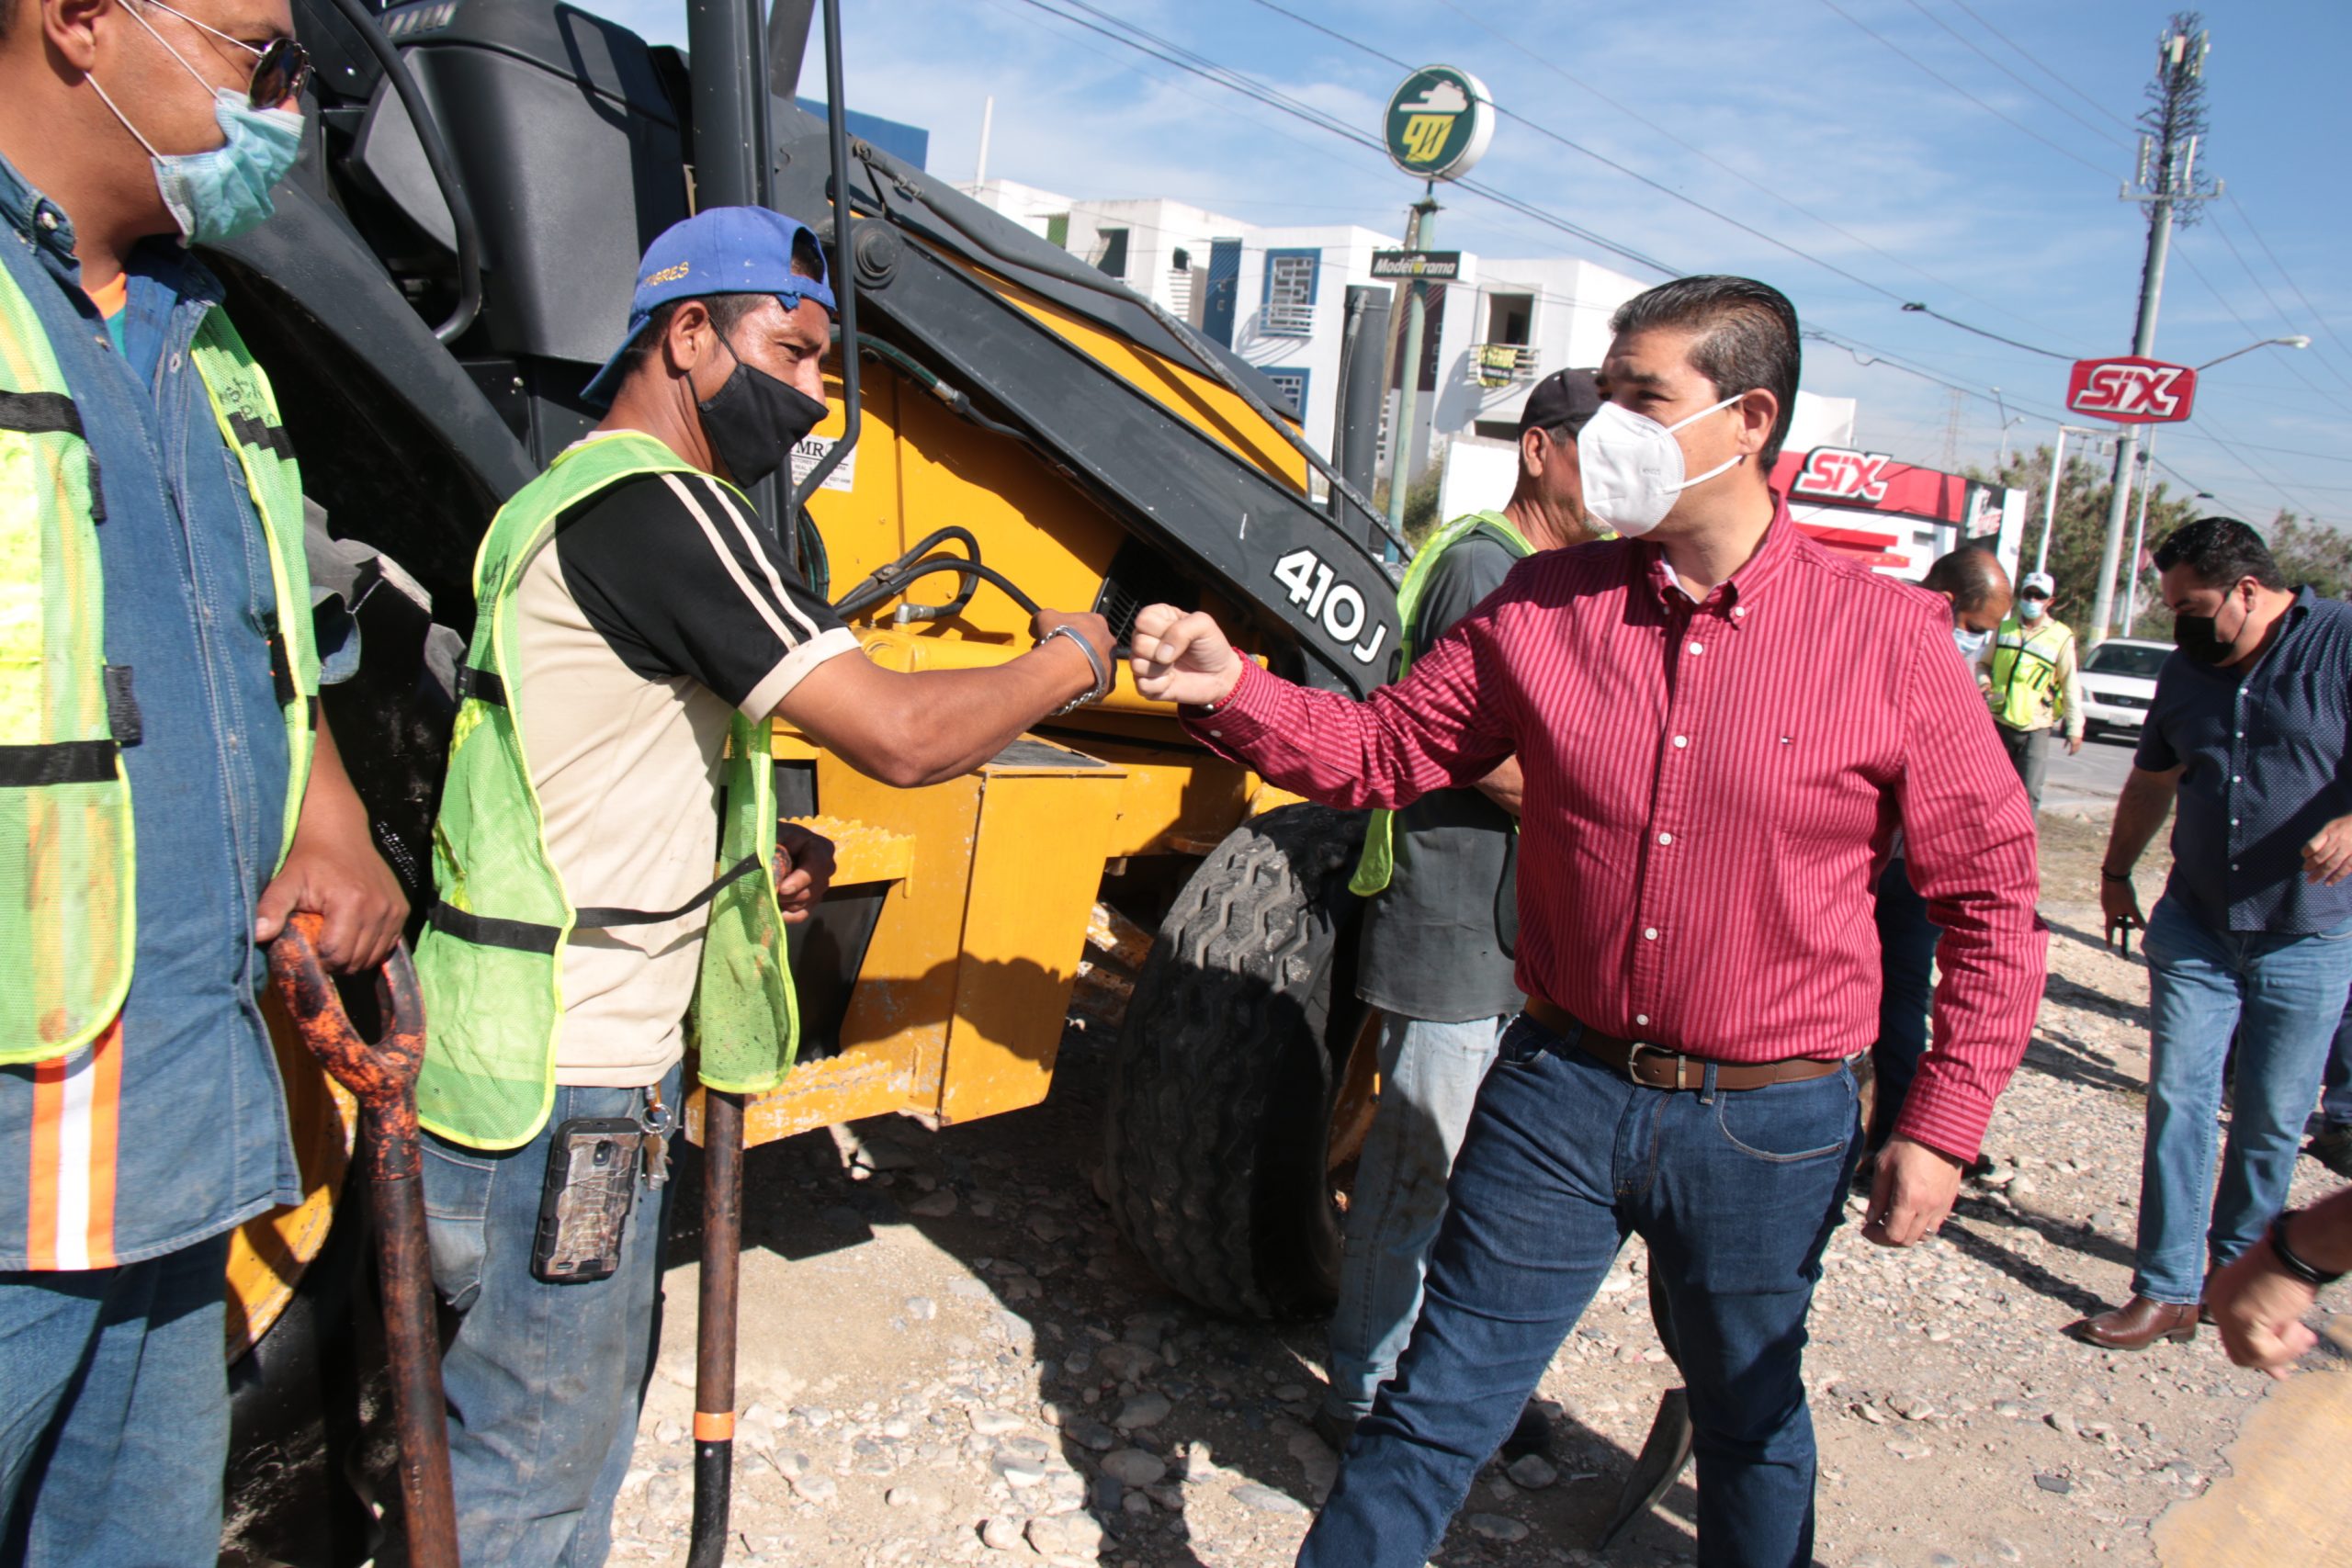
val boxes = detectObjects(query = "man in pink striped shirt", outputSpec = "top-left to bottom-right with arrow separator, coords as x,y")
1130,276 -> 2045,1568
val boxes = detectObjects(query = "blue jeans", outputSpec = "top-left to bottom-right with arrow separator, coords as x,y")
1298,1016 -> 1861,1568
1869,856 -> 1940,1149
2134,898 -> 2352,1303
0,1233 -> 233,1566
2323,997 -> 2352,1127
423,1068 -> 680,1568
1325,1013 -> 1507,1419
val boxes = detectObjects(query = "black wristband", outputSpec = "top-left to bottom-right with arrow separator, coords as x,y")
2100,869 -> 2134,883
2267,1210 -> 2346,1287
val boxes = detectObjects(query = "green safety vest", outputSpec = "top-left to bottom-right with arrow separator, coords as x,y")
413,432 -> 800,1150
0,263 -> 318,1067
1989,615 -> 2073,732
1349,510 -> 1532,897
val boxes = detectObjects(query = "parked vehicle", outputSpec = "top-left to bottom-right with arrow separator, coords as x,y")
2079,637 -> 2172,740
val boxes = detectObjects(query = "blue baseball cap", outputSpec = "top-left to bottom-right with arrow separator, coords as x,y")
581,206 -> 839,409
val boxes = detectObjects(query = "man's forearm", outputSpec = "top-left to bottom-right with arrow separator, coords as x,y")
2284,1188 -> 2352,1276
1472,757 -> 1524,816
2104,769 -> 2180,873
1186,660 -> 1503,813
783,640 -> 1094,789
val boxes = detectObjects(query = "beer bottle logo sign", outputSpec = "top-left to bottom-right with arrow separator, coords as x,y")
1383,65 -> 1496,182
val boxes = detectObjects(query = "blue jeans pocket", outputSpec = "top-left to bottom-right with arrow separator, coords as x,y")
1496,1014 -> 1557,1068
423,1139 -> 498,1313
1715,1068 -> 1857,1164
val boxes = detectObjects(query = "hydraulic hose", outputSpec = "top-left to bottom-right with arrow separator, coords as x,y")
834,554 -> 1040,622
324,0 -> 481,344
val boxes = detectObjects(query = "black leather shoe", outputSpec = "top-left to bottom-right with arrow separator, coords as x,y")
2310,1122 -> 2352,1180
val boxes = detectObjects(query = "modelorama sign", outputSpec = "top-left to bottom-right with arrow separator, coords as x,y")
1370,249 -> 1463,281
1383,65 -> 1496,182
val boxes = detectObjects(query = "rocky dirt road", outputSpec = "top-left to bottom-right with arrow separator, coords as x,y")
602,816 -> 2349,1568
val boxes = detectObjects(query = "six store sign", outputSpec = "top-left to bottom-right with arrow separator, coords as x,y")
2064,356 -> 2199,424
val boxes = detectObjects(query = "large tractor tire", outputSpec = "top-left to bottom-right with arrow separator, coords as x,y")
1103,803 -> 1377,1321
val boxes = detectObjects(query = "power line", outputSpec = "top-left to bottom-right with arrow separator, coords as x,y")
2170,243 -> 2352,423
1419,0 -> 2097,350
988,0 -> 2324,523
1899,0 -> 2132,150
2220,192 -> 2352,395
1898,302 -> 2071,359
1944,0 -> 2138,133
1020,0 -> 1677,273
1815,0 -> 2117,180
2200,209 -> 2352,402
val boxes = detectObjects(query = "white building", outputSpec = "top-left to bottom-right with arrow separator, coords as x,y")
958,179 -> 1859,504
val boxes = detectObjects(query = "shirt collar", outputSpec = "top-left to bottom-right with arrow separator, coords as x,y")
1638,491 -> 1796,626
0,150 -> 80,275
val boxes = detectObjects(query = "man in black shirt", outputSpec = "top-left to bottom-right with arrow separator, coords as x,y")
1319,370 -> 1600,1452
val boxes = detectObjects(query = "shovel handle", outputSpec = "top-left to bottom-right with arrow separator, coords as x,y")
266,911 -> 427,1181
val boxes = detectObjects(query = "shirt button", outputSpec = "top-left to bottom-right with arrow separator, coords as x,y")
1634,1013 -> 1650,1026
1643,927 -> 1659,941
1672,735 -> 1689,749
1688,642 -> 1704,656
37,209 -> 57,231
169,353 -> 183,372
1207,728 -> 1222,739
1732,605 -> 1747,618
1657,832 -> 1673,845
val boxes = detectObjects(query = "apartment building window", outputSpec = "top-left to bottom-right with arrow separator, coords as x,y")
1261,248 -> 1318,337
1262,367 -> 1310,420
1094,227 -> 1130,278
1045,213 -> 1069,248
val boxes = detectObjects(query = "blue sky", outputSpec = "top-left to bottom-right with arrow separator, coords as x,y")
594,0 -> 2351,528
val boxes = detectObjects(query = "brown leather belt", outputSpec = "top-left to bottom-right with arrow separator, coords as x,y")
1521,997 -> 1845,1092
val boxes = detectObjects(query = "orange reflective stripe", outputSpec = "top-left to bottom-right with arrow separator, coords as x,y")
26,1054 -> 62,1271
22,1018 -> 123,1271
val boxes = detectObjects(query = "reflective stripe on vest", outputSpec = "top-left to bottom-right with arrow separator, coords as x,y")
1990,618 -> 2071,731
413,434 -> 801,1150
1349,511 -> 1532,897
0,265 -> 317,1066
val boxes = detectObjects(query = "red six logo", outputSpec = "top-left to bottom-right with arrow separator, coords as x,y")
2065,357 -> 2199,424
1792,446 -> 1894,502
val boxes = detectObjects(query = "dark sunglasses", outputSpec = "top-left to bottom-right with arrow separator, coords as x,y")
141,0 -> 312,108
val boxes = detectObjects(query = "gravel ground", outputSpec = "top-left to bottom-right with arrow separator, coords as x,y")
598,815 -> 2351,1568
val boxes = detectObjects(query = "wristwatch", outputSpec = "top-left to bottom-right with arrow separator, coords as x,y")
2267,1209 -> 2346,1286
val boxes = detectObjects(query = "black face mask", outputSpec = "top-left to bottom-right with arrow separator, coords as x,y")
696,335 -> 830,490
2173,589 -> 2248,667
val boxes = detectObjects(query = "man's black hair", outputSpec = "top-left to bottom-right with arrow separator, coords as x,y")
1608,276 -> 1802,466
2152,515 -> 2287,592
1919,545 -> 2010,615
0,0 -> 18,41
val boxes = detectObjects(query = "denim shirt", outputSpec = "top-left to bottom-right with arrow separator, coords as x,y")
2138,589 -> 2352,935
0,154 -> 356,1270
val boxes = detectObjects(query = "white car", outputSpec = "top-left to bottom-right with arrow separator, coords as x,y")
2077,637 -> 2171,741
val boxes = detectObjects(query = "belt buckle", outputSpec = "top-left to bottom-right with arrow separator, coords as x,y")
1625,1041 -> 1685,1090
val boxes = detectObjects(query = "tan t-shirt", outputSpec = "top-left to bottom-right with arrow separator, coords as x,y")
508,455 -> 856,1086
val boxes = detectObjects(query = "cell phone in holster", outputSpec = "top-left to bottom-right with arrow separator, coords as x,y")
531,1117 -> 640,1283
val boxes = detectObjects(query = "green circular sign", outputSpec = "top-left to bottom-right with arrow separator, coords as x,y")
1383,65 -> 1496,181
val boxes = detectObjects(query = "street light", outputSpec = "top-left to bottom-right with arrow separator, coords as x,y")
1992,387 -> 2025,467
2196,334 -> 2311,372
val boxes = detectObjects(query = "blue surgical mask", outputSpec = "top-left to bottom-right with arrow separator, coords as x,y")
1952,626 -> 1991,660
2019,599 -> 2047,624
86,8 -> 305,245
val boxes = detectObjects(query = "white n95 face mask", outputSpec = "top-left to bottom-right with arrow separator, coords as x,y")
1575,392 -> 1750,537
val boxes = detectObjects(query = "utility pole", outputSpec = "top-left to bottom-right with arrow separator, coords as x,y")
1385,183 -> 1440,540
2123,431 -> 2158,634
2090,13 -> 2220,646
